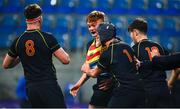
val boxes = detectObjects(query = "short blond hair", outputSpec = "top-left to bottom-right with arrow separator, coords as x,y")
86,10 -> 105,23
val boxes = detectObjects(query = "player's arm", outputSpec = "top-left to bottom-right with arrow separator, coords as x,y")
70,41 -> 94,96
2,54 -> 20,69
81,63 -> 102,78
168,69 -> 180,89
82,47 -> 110,77
98,77 -> 114,91
46,34 -> 70,64
53,47 -> 70,64
152,53 -> 180,70
151,49 -> 180,69
139,53 -> 180,71
70,73 -> 90,97
2,37 -> 20,69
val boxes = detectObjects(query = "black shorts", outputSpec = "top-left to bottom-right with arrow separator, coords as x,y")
145,85 -> 172,107
108,87 -> 145,108
170,80 -> 180,107
26,80 -> 66,108
89,84 -> 113,107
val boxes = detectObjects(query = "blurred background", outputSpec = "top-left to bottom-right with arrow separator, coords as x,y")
0,0 -> 180,108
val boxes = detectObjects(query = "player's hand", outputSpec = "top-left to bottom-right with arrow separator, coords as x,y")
134,56 -> 141,70
167,81 -> 173,89
175,68 -> 180,75
81,63 -> 90,73
70,84 -> 80,97
151,47 -> 160,58
98,78 -> 113,91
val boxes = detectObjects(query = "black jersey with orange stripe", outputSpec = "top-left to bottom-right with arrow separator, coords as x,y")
8,29 -> 60,84
97,40 -> 140,90
132,39 -> 168,86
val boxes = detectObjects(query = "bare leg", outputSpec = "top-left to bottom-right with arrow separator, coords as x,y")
88,104 -> 95,109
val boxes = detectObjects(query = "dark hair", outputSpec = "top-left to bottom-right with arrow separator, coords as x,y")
86,10 -> 105,23
128,18 -> 147,34
24,4 -> 42,19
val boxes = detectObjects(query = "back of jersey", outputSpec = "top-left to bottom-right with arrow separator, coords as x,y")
106,41 -> 139,89
132,39 -> 167,85
15,30 -> 60,83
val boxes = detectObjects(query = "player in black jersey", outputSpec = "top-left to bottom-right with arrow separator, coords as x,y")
82,23 -> 145,108
148,49 -> 180,107
139,51 -> 180,71
134,38 -> 180,108
128,18 -> 172,107
70,11 -> 114,108
2,4 -> 70,108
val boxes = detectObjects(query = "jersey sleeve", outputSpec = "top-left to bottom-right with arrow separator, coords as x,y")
157,44 -> 169,55
152,53 -> 180,70
46,34 -> 61,53
140,52 -> 180,71
8,37 -> 18,58
97,48 -> 110,71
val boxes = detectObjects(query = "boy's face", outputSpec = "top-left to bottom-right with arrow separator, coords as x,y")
87,19 -> 103,38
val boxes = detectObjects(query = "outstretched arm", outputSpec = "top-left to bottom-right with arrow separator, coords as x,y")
139,53 -> 180,71
70,73 -> 89,97
152,53 -> 180,70
2,54 -> 20,69
81,63 -> 102,78
54,47 -> 70,64
168,68 -> 180,89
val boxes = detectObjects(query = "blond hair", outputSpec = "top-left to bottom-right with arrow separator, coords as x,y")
86,10 -> 106,23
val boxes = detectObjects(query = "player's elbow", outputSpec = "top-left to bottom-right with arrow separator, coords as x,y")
62,60 -> 70,65
62,55 -> 70,64
2,63 -> 9,69
91,73 -> 98,78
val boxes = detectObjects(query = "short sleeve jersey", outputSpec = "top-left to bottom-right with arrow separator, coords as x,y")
8,29 -> 60,83
97,40 -> 139,89
132,39 -> 167,83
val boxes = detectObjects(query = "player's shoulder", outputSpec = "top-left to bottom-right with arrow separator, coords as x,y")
147,39 -> 166,52
146,39 -> 159,45
40,31 -> 54,37
113,40 -> 130,48
39,31 -> 58,41
149,40 -> 163,48
108,40 -> 131,53
119,41 -> 130,46
12,32 -> 26,43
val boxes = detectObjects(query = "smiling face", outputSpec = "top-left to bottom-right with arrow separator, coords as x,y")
87,19 -> 103,38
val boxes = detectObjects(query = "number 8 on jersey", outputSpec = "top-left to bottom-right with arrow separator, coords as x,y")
25,40 -> 35,56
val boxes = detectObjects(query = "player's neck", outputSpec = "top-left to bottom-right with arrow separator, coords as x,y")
95,37 -> 101,47
105,38 -> 114,48
136,35 -> 148,43
26,23 -> 41,30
